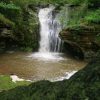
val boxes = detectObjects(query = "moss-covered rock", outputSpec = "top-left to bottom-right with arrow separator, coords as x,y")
14,5 -> 39,51
0,2 -> 39,52
60,25 -> 100,60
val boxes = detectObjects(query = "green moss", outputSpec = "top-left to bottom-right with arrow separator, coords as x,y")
0,75 -> 31,91
0,13 -> 15,27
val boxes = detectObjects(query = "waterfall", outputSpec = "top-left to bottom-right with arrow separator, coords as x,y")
38,6 -> 62,53
29,6 -> 63,60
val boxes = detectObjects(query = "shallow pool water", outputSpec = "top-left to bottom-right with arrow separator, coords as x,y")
0,52 -> 87,82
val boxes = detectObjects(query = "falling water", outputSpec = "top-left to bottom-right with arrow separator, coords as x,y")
38,6 -> 62,53
29,6 -> 63,60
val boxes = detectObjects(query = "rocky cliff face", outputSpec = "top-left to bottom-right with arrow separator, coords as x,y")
60,25 -> 100,60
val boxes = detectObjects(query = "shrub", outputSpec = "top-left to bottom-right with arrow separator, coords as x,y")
0,2 -> 22,23
85,9 -> 100,24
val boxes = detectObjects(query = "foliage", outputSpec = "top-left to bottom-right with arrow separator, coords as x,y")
0,2 -> 20,9
0,13 -> 14,27
59,0 -> 100,28
67,2 -> 88,27
0,0 -> 99,7
0,2 -> 22,23
85,9 -> 100,24
0,0 -> 88,6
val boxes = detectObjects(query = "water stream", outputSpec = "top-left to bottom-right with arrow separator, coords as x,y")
32,6 -> 63,60
39,6 -> 62,53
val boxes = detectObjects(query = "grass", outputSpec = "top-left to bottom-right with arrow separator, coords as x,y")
0,75 -> 31,91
